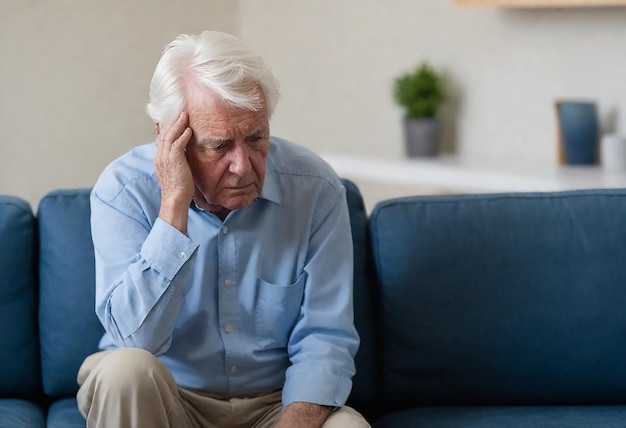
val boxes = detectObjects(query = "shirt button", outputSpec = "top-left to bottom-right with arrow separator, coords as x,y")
177,252 -> 186,259
223,226 -> 229,235
230,365 -> 238,373
224,279 -> 232,287
224,324 -> 234,333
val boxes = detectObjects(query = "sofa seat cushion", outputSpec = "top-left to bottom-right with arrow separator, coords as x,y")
0,399 -> 45,427
374,406 -> 626,428
0,196 -> 40,396
46,398 -> 85,428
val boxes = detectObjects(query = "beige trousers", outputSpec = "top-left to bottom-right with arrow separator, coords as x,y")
77,348 -> 371,428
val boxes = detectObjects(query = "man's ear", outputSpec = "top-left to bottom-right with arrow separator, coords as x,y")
155,122 -> 161,135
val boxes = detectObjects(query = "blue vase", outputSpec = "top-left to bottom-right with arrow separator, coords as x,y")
557,101 -> 599,165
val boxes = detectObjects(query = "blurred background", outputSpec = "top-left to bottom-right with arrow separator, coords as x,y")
2,0 -> 625,209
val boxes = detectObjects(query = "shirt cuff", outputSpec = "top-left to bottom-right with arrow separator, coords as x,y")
282,363 -> 353,408
141,218 -> 198,282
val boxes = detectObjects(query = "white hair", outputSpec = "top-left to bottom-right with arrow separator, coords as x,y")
146,31 -> 280,125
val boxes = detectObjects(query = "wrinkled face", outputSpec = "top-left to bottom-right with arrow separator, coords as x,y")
185,86 -> 270,213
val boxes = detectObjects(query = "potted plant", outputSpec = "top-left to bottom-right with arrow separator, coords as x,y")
393,62 -> 446,157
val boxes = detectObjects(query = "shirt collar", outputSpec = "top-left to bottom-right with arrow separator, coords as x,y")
257,158 -> 281,205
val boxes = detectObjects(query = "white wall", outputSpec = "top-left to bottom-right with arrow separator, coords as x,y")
2,0 -> 626,208
237,0 -> 626,166
0,0 -> 237,208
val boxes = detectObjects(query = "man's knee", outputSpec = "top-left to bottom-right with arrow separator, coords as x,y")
78,347 -> 177,399
85,348 -> 161,383
77,349 -> 185,426
76,348 -> 178,420
323,406 -> 371,428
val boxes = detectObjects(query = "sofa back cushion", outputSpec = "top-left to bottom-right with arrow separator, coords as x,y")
370,189 -> 626,407
0,196 -> 40,397
38,189 -> 104,397
342,179 -> 377,405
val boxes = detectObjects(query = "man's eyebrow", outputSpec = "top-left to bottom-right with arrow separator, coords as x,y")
247,125 -> 270,135
197,134 -> 233,145
195,126 -> 268,145
246,128 -> 265,136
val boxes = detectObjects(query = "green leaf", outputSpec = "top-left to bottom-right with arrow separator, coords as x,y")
393,63 -> 446,118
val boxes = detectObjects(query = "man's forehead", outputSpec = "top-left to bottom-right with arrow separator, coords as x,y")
188,108 -> 268,129
187,108 -> 269,146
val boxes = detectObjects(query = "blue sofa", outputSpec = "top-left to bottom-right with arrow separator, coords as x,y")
3,181 -> 626,427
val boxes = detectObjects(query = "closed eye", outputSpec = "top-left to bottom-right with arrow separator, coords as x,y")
246,132 -> 267,144
209,139 -> 234,151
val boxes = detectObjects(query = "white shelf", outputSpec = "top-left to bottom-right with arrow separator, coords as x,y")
321,153 -> 626,194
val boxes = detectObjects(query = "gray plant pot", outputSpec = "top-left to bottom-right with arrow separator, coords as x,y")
404,117 -> 441,157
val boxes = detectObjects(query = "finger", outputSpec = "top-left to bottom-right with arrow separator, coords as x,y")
171,127 -> 192,152
156,128 -> 191,173
159,112 -> 189,148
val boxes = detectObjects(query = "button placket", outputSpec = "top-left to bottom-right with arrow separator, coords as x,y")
217,220 -> 242,382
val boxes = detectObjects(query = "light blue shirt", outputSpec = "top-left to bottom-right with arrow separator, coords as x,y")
90,137 -> 359,408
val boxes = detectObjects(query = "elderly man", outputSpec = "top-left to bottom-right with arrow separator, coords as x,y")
76,31 -> 370,428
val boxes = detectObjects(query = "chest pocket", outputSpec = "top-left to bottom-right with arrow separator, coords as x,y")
255,273 -> 306,349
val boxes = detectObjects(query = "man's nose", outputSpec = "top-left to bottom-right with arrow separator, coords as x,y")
229,142 -> 252,176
